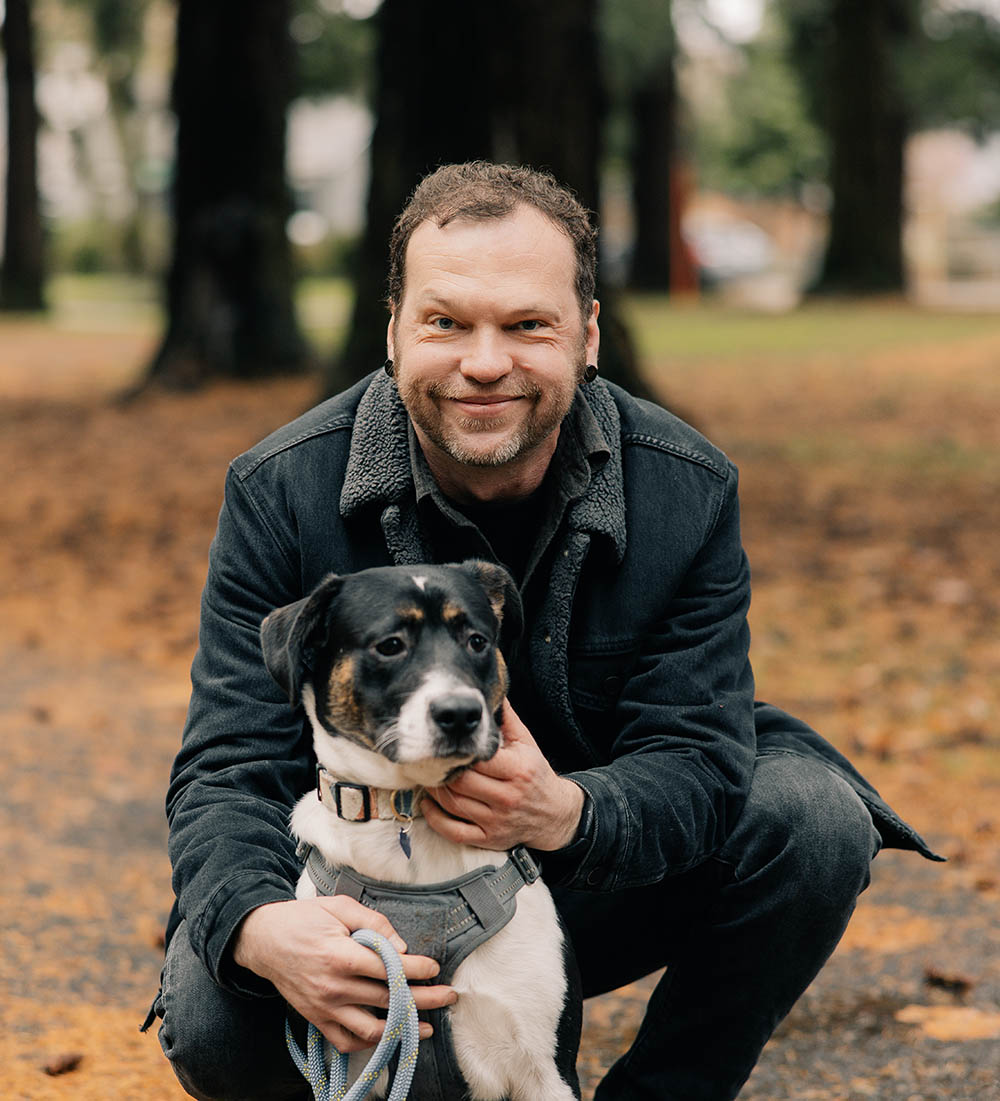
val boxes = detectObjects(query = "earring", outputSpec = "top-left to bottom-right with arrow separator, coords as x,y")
582,363 -> 598,384
383,358 -> 394,378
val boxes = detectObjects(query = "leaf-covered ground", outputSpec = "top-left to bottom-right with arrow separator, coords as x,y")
1,300 -> 998,1098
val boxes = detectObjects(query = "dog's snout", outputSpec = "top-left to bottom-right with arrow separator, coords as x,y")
430,694 -> 483,739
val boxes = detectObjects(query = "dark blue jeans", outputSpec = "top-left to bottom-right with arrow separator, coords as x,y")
157,753 -> 881,1100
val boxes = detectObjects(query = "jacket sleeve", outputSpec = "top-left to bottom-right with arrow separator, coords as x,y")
166,465 -> 311,995
557,461 -> 756,891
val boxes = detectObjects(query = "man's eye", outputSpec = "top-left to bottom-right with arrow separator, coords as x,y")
517,319 -> 542,331
467,633 -> 489,654
432,317 -> 455,330
374,636 -> 406,657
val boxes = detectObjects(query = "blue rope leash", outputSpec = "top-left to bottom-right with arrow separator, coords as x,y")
286,928 -> 420,1101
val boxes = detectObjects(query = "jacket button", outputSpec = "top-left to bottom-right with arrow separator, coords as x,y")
586,869 -> 602,886
602,675 -> 623,694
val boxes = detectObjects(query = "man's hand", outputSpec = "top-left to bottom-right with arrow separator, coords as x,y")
232,896 -> 456,1052
423,699 -> 584,852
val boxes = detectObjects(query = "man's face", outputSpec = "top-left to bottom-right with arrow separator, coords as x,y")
387,205 -> 599,486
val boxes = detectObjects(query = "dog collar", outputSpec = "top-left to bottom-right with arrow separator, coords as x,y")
316,765 -> 423,825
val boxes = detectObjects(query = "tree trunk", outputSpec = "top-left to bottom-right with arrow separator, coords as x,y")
328,0 -> 656,403
147,0 -> 308,388
629,63 -> 674,291
815,0 -> 915,293
507,0 -> 654,400
324,0 -> 494,395
1,0 -> 45,312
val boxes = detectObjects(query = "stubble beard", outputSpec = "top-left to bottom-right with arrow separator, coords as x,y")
396,360 -> 585,469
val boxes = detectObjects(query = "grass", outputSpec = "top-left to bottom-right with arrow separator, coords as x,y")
623,293 -> 1000,364
36,274 -> 1000,366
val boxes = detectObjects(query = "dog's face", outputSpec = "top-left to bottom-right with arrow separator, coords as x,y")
261,561 -> 522,771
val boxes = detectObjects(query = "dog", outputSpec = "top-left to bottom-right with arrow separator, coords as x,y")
260,560 -> 581,1100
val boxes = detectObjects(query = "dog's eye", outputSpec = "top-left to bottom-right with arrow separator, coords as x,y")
374,636 -> 406,658
467,633 -> 489,654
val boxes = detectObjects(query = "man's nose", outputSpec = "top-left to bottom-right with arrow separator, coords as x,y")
459,328 -> 513,384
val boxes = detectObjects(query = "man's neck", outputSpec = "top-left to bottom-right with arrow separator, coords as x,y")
413,426 -> 561,505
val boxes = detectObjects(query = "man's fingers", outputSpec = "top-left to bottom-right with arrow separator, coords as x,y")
314,984 -> 452,1053
410,983 -> 459,1011
318,1006 -> 384,1052
316,895 -> 408,953
422,796 -> 489,846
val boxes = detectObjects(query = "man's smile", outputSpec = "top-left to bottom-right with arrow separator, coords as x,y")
449,395 -> 525,418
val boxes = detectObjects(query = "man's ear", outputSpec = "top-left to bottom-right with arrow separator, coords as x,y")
460,559 -> 524,655
386,311 -> 396,360
260,574 -> 344,706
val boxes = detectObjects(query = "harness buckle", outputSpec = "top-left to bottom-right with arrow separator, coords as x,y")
333,781 -> 372,822
509,845 -> 541,885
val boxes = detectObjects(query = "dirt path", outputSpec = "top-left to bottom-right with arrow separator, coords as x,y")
2,321 -> 998,1098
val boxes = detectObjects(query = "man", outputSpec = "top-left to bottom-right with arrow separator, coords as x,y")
151,162 -> 939,1100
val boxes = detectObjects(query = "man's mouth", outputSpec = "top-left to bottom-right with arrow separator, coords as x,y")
452,395 -> 522,412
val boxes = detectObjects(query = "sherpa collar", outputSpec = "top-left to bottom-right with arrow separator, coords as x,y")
339,371 -> 627,563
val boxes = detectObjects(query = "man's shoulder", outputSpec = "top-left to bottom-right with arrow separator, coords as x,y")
601,380 -> 733,481
230,372 -> 376,482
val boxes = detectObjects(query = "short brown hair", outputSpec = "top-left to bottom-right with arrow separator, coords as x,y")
388,162 -> 597,320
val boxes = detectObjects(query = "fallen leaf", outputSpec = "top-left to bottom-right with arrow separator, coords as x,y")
923,967 -> 976,996
43,1052 -> 84,1076
896,1005 -> 1000,1041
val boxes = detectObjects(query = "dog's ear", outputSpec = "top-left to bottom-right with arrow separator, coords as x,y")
460,559 -> 523,654
260,574 -> 344,706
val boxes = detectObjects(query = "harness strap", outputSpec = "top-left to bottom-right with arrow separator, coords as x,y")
302,844 -> 540,946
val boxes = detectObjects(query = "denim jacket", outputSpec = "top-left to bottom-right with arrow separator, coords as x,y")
166,371 -> 939,993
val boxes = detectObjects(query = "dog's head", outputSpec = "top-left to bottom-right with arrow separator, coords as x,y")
260,560 -> 522,772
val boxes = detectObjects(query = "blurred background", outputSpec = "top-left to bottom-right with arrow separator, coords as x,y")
2,0 -> 1000,392
2,2 -> 1000,1099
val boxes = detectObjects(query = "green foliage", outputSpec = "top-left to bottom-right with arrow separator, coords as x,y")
902,8 -> 1000,137
61,0 -> 150,110
601,0 -> 676,99
291,0 -> 375,100
694,19 -> 827,196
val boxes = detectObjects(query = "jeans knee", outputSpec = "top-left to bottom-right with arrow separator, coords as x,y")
725,753 -> 880,910
158,923 -> 306,1101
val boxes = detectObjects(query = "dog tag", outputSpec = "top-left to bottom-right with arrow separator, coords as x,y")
398,828 -> 412,860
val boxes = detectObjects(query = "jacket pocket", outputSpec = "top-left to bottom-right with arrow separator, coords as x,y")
568,646 -> 638,711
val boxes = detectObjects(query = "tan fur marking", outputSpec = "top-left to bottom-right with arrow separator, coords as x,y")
442,600 -> 466,624
395,605 -> 425,623
324,655 -> 372,742
490,650 -> 509,711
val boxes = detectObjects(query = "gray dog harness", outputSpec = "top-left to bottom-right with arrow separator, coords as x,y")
300,842 -> 541,1100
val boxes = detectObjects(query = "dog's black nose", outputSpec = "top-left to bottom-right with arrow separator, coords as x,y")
430,695 -> 483,739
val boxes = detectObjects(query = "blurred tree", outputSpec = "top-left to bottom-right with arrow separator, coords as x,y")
1,0 -> 45,311
901,6 -> 1000,136
65,0 -> 151,273
694,14 -> 826,198
325,0 -> 493,396
783,0 -> 919,294
602,0 -> 694,293
146,0 -> 309,387
328,0 -> 653,401
292,0 -> 374,100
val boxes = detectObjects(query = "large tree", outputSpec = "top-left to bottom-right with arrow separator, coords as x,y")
1,0 -> 45,311
603,0 -> 697,294
328,0 -> 653,401
784,0 -> 919,294
326,0 -> 494,396
147,0 -> 309,387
